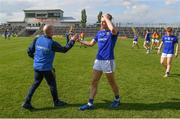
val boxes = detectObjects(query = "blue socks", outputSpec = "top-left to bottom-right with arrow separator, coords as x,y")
88,99 -> 94,106
115,95 -> 120,101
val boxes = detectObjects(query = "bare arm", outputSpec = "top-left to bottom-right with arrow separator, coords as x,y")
103,15 -> 118,35
79,39 -> 96,47
175,43 -> 179,57
145,33 -> 147,39
157,41 -> 163,54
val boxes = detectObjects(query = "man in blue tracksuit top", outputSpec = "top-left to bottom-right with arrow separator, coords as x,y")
22,25 -> 79,109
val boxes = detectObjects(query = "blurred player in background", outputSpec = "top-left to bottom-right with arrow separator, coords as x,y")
157,27 -> 179,77
143,30 -> 151,54
79,32 -> 86,48
65,26 -> 75,45
4,29 -> 8,39
151,31 -> 160,50
132,34 -> 139,48
4,29 -> 11,40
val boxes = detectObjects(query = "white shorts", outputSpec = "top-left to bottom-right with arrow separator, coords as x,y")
133,41 -> 138,44
161,53 -> 173,58
154,39 -> 159,43
145,41 -> 150,45
93,59 -> 115,73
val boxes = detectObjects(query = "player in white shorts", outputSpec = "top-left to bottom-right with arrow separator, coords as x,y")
132,34 -> 139,48
78,14 -> 120,111
157,27 -> 179,77
144,30 -> 151,54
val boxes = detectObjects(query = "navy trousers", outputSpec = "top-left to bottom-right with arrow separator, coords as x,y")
25,69 -> 58,103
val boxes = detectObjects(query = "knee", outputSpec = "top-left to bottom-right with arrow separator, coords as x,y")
91,79 -> 98,87
108,78 -> 116,85
32,81 -> 40,88
49,81 -> 57,89
160,60 -> 165,65
160,61 -> 164,65
167,63 -> 171,66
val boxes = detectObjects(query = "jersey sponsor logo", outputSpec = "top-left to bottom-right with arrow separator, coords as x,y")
106,32 -> 110,36
165,41 -> 173,43
98,38 -> 108,42
36,45 -> 50,51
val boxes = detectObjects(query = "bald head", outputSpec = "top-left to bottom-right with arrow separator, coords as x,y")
43,24 -> 54,37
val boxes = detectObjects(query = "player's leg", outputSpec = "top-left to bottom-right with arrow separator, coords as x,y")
44,70 -> 67,107
146,42 -> 151,54
89,70 -> 103,99
106,73 -> 119,96
80,69 -> 102,110
132,41 -> 135,48
151,39 -> 154,50
165,56 -> 173,77
143,41 -> 147,49
8,35 -> 10,40
105,72 -> 120,108
22,70 -> 43,109
136,43 -> 140,49
104,60 -> 120,108
160,54 -> 167,69
156,40 -> 160,49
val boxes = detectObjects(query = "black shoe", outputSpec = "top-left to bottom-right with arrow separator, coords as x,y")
54,100 -> 67,107
22,102 -> 34,110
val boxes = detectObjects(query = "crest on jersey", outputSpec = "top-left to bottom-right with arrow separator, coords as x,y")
106,32 -> 110,35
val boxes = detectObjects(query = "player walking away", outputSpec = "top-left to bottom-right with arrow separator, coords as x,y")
151,31 -> 160,50
157,27 -> 179,78
22,25 -> 79,109
79,32 -> 86,48
65,26 -> 75,45
143,30 -> 151,54
132,34 -> 139,48
4,29 -> 8,40
78,14 -> 120,111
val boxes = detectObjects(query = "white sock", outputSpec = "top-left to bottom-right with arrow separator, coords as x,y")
115,98 -> 120,101
87,102 -> 93,106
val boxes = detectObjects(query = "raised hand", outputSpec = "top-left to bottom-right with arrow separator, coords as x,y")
70,34 -> 79,42
102,14 -> 111,20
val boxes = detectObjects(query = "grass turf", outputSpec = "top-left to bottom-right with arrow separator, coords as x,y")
0,36 -> 180,118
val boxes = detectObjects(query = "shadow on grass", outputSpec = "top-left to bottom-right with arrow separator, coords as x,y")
30,100 -> 180,112
101,100 -> 180,111
171,98 -> 180,101
30,103 -> 82,112
169,73 -> 180,77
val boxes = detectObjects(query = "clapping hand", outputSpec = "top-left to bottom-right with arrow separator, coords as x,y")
70,34 -> 80,42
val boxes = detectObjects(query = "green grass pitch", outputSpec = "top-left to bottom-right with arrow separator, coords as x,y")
0,36 -> 180,118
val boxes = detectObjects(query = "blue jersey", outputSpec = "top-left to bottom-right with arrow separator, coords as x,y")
27,35 -> 75,71
134,35 -> 138,41
162,35 -> 178,54
145,32 -> 151,41
93,30 -> 119,60
34,36 -> 55,71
